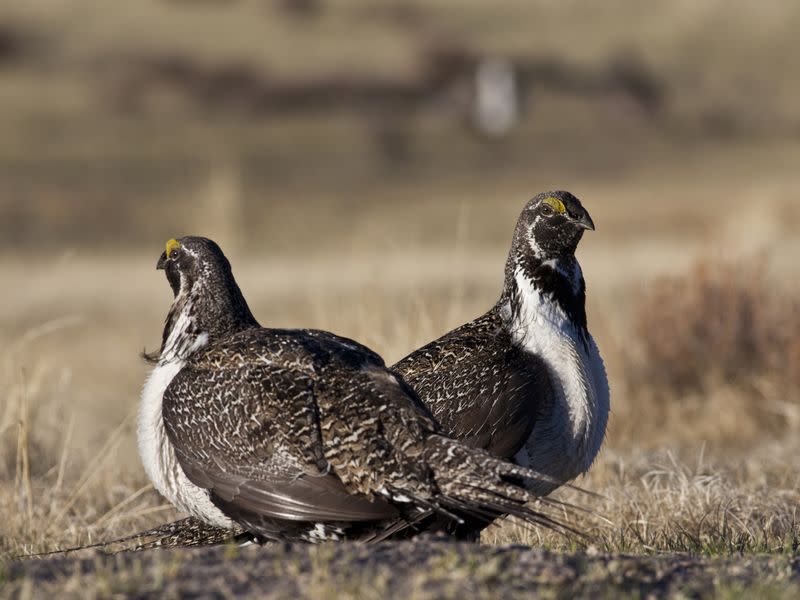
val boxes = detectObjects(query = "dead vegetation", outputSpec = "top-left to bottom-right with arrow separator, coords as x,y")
2,252 -> 799,562
1,2 -> 799,596
614,255 -> 800,448
626,255 -> 800,400
489,447 -> 800,555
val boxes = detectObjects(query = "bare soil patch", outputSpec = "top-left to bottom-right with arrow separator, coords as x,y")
6,541 -> 800,599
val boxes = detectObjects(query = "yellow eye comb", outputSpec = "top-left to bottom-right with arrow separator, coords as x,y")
166,238 -> 181,256
542,197 -> 566,214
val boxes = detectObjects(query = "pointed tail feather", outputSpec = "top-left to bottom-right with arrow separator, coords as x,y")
12,518 -> 247,559
424,435 -> 589,536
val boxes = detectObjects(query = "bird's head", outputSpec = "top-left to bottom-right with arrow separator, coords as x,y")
156,236 -> 234,298
152,236 -> 258,357
512,191 -> 594,260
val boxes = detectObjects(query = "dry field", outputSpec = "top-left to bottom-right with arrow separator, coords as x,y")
1,0 -> 800,597
2,138 -> 799,597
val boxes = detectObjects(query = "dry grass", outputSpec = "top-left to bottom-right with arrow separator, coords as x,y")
488,446 -> 800,555
1,5 -> 799,598
2,246 -> 799,560
0,163 -> 798,597
626,255 -> 800,400
2,0 -> 800,254
0,353 -> 170,558
606,255 -> 800,450
2,141 -> 799,561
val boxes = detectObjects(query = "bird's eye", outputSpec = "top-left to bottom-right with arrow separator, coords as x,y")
541,205 -> 553,216
169,249 -> 180,260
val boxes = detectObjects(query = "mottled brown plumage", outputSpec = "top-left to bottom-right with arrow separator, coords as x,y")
139,236 -> 573,544
393,310 -> 554,460
13,518 -> 250,559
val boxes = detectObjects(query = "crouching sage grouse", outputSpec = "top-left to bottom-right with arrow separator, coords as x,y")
137,236 -> 576,543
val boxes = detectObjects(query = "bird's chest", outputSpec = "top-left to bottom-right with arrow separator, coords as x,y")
507,276 -> 608,489
138,361 -> 233,528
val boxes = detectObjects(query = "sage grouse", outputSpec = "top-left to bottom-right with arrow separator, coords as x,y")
394,191 -> 609,496
138,236 -> 569,543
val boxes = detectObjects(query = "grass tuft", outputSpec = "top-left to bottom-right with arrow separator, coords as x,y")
626,254 -> 800,402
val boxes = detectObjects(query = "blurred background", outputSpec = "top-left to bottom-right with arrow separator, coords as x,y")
1,0 -> 799,554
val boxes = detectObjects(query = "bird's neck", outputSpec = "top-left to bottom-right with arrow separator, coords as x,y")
501,250 -> 587,332
158,281 -> 259,364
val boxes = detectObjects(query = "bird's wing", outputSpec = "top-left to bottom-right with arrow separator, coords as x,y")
393,310 -> 553,459
301,328 -> 388,367
163,340 -> 400,524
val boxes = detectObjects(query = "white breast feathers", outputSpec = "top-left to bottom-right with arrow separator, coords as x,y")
137,307 -> 232,528
510,266 -> 610,488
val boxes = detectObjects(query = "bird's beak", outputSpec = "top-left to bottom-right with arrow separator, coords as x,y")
156,251 -> 168,270
574,210 -> 595,231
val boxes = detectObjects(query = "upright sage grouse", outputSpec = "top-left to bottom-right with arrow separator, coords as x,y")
394,191 -> 609,497
138,236 -> 571,543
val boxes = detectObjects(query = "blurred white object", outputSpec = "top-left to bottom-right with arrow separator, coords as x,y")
472,58 -> 519,137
